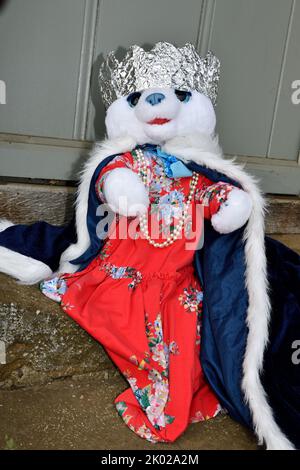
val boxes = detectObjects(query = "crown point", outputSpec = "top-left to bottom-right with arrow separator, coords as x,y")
99,42 -> 220,109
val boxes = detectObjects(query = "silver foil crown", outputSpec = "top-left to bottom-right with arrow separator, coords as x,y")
99,42 -> 220,108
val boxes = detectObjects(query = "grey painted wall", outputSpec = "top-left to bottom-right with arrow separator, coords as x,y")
0,0 -> 299,193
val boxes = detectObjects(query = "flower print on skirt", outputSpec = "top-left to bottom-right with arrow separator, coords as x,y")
41,259 -> 221,443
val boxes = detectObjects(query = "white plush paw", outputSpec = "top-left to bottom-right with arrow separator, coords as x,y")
211,188 -> 252,234
103,167 -> 149,217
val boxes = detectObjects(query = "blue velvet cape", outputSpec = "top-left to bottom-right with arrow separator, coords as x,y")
0,147 -> 299,448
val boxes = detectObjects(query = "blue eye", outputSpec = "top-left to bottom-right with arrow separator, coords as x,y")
127,92 -> 141,107
175,89 -> 192,103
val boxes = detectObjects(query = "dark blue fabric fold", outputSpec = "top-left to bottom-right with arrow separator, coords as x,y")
0,218 -> 77,271
262,237 -> 300,448
195,222 -> 252,427
70,154 -> 116,269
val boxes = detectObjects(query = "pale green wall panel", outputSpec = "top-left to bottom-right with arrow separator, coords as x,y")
86,0 -> 204,140
0,141 -> 87,180
267,0 -> 300,161
0,0 -> 299,194
1,140 -> 299,195
209,0 -> 294,158
0,0 -> 86,139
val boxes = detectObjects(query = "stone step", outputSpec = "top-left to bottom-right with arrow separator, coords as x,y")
0,375 -> 257,450
0,235 -> 299,391
0,181 -> 299,233
0,273 -> 115,389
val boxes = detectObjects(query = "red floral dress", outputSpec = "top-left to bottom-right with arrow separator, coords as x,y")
41,149 -> 234,443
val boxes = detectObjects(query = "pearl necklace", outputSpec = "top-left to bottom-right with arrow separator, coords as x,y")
135,148 -> 199,248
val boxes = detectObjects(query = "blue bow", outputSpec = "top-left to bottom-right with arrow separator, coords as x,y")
153,147 -> 193,178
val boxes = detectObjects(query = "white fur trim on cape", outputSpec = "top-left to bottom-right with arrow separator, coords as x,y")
58,136 -> 137,273
0,220 -> 53,284
0,219 -> 14,232
61,132 -> 294,450
163,134 -> 294,450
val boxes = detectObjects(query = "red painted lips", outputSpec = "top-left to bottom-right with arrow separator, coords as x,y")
147,118 -> 171,125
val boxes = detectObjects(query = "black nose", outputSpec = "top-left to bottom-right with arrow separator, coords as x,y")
145,93 -> 166,106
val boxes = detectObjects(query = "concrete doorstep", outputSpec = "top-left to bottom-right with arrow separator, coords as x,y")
0,274 -> 115,389
0,181 -> 300,233
0,375 -> 258,450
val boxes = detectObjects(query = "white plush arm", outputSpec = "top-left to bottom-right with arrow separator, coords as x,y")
211,188 -> 252,234
103,167 -> 149,217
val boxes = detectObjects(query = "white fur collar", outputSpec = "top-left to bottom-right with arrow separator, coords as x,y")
59,136 -> 137,274
59,132 -> 293,450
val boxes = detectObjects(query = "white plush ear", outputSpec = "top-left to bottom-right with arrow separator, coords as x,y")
0,219 -> 53,284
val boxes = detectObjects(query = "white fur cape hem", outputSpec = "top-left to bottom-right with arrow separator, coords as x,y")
0,133 -> 294,450
0,219 -> 52,284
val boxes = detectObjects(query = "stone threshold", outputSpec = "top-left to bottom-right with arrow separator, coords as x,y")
0,181 -> 299,233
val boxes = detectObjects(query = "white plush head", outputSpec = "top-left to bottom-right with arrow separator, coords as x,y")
105,87 -> 216,145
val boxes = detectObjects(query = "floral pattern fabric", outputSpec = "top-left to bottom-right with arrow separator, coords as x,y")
195,182 -> 234,218
99,262 -> 142,289
40,276 -> 67,303
96,150 -> 233,239
40,149 -> 235,443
